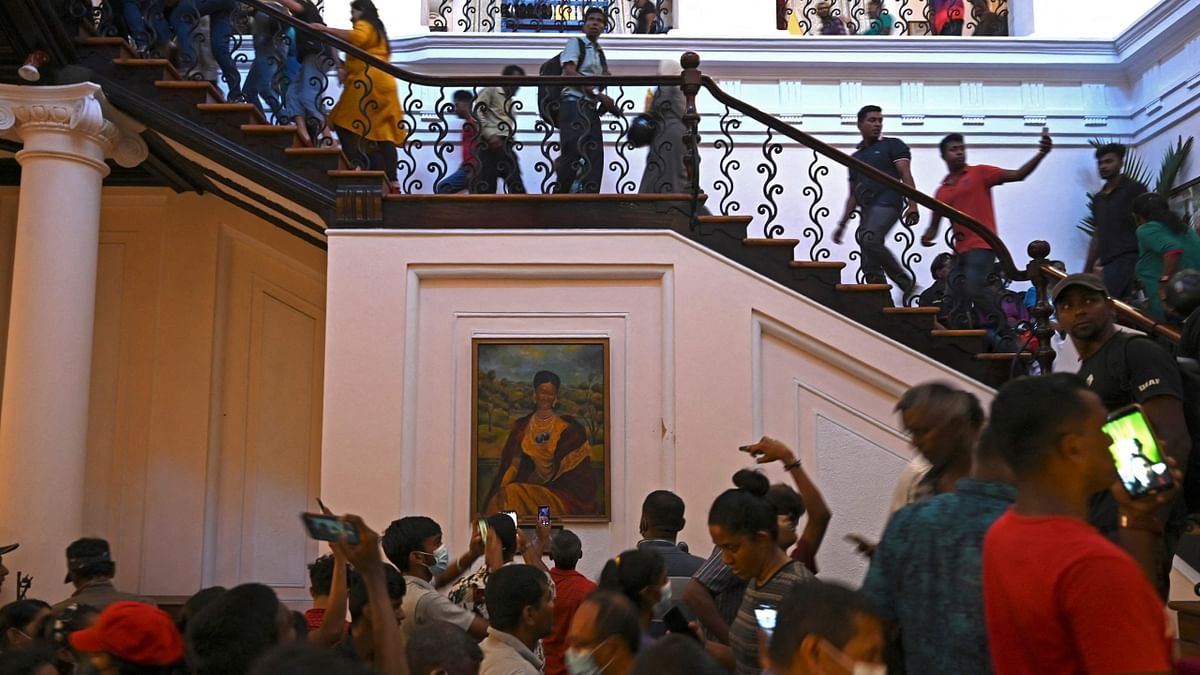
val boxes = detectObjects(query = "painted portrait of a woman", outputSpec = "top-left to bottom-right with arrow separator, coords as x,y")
483,369 -> 598,516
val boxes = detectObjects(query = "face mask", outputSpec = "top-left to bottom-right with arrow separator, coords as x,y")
565,639 -> 612,675
653,580 -> 673,616
422,546 -> 450,578
819,638 -> 887,675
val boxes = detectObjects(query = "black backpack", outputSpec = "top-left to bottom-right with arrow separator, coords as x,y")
1107,331 -> 1200,511
537,37 -> 608,128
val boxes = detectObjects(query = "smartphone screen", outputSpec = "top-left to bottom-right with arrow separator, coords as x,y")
538,505 -> 551,528
301,513 -> 359,545
754,603 -> 777,636
1104,405 -> 1173,498
505,511 -> 519,528
663,606 -> 699,642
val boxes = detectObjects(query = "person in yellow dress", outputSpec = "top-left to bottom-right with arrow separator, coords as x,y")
312,0 -> 406,191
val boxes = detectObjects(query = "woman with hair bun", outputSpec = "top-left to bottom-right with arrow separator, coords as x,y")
702,470 -> 814,675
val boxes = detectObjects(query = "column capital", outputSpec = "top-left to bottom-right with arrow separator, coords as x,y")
0,82 -> 148,171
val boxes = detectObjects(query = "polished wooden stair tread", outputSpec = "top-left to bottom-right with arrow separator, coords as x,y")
881,307 -> 940,315
285,146 -> 343,155
154,80 -> 224,101
697,215 -> 753,225
790,261 -> 846,269
240,124 -> 297,134
383,193 -> 700,202
112,58 -> 180,78
80,36 -> 130,45
197,102 -> 259,113
743,238 -> 799,246
836,283 -> 892,292
328,169 -> 386,178
975,352 -> 1035,361
931,329 -> 988,337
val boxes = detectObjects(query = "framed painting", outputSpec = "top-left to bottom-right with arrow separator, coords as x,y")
471,338 -> 610,524
1169,176 -> 1200,232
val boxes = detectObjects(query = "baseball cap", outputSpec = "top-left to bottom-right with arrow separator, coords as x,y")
1050,273 -> 1107,305
69,601 -> 184,666
0,543 -> 17,555
65,538 -> 113,583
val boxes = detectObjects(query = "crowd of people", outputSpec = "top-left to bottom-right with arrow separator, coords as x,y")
2,295 -> 1197,673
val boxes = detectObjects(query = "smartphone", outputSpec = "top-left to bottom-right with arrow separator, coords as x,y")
478,519 -> 490,546
538,505 -> 551,528
301,513 -> 359,545
663,606 -> 699,643
505,511 -> 519,528
754,602 -> 778,636
1104,404 -> 1173,498
739,444 -> 764,457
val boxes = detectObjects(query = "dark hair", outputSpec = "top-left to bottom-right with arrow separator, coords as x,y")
0,599 -> 51,648
349,0 -> 388,47
583,6 -> 606,21
707,469 -> 778,540
308,555 -> 338,596
895,382 -> 984,429
631,634 -> 725,675
501,64 -> 526,76
582,591 -> 641,655
186,583 -> 282,675
766,483 -> 805,521
1132,192 -> 1187,235
856,105 -> 882,125
406,621 -> 484,675
767,580 -> 881,669
249,642 -> 376,675
0,647 -> 56,675
177,587 -> 227,637
486,513 -> 519,560
1094,143 -> 1126,161
641,490 -> 686,534
550,529 -> 583,570
383,516 -> 441,572
452,89 -> 473,103
598,549 -> 665,613
347,565 -> 405,624
43,602 -> 99,651
532,370 -> 561,391
940,133 -> 965,156
485,565 -> 549,632
930,252 -> 954,277
65,538 -> 115,581
987,374 -> 1091,476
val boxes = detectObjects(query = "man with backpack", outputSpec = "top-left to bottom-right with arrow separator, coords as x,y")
547,7 -> 621,193
1052,272 -> 1192,598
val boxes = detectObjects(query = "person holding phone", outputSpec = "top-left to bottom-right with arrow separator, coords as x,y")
1053,272 -> 1191,598
981,375 -> 1175,674
384,516 -> 490,641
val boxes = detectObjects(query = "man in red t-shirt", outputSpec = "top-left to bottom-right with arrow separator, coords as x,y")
981,374 -> 1174,675
921,130 -> 1051,345
544,529 -> 597,675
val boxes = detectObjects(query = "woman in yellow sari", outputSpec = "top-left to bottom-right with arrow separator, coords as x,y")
313,0 -> 406,191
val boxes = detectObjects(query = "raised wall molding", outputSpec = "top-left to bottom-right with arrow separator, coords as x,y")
962,114 -> 986,126
1023,115 -> 1048,127
1021,82 -> 1046,110
779,80 -> 803,112
839,81 -> 862,125
960,81 -> 985,109
901,81 -> 925,109
1084,115 -> 1109,127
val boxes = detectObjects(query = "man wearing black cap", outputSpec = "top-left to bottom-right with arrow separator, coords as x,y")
52,538 -> 155,612
0,542 -> 17,593
1052,272 -> 1190,597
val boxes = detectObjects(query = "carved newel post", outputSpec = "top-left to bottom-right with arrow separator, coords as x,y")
680,51 -> 702,226
1026,240 -> 1056,375
0,82 -> 147,599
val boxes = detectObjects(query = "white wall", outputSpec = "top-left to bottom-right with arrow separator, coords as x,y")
320,229 -> 991,583
1017,0 -> 1158,39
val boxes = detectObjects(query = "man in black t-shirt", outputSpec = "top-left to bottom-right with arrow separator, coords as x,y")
834,105 -> 918,296
1052,272 -> 1191,597
1083,144 -> 1149,301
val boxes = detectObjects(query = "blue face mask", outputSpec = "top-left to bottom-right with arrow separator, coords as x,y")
422,545 -> 450,578
565,638 -> 612,675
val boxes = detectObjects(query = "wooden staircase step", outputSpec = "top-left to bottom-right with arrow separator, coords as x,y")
241,124 -> 298,134
743,238 -> 799,247
697,215 -> 753,225
790,261 -> 846,270
154,80 -> 225,103
197,102 -> 269,124
975,352 -> 1034,362
931,329 -> 988,338
112,58 -> 181,80
286,147 -> 344,157
882,306 -> 940,315
80,36 -> 129,46
837,283 -> 892,292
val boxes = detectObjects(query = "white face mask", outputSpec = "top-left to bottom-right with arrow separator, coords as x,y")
819,638 -> 887,675
565,637 -> 613,675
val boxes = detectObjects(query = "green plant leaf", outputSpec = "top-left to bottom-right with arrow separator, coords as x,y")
1155,135 -> 1194,195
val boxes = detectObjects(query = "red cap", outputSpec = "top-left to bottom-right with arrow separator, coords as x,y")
69,601 -> 183,666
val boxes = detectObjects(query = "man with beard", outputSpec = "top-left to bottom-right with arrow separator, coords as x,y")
1083,144 -> 1149,300
1052,273 -> 1190,597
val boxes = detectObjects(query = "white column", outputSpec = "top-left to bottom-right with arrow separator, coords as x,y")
0,82 -> 146,603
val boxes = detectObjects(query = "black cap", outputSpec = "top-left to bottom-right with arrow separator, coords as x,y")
0,543 -> 17,556
64,538 -> 112,583
1050,273 -> 1108,305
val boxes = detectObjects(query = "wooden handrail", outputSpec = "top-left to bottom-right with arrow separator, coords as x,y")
1038,263 -> 1182,343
